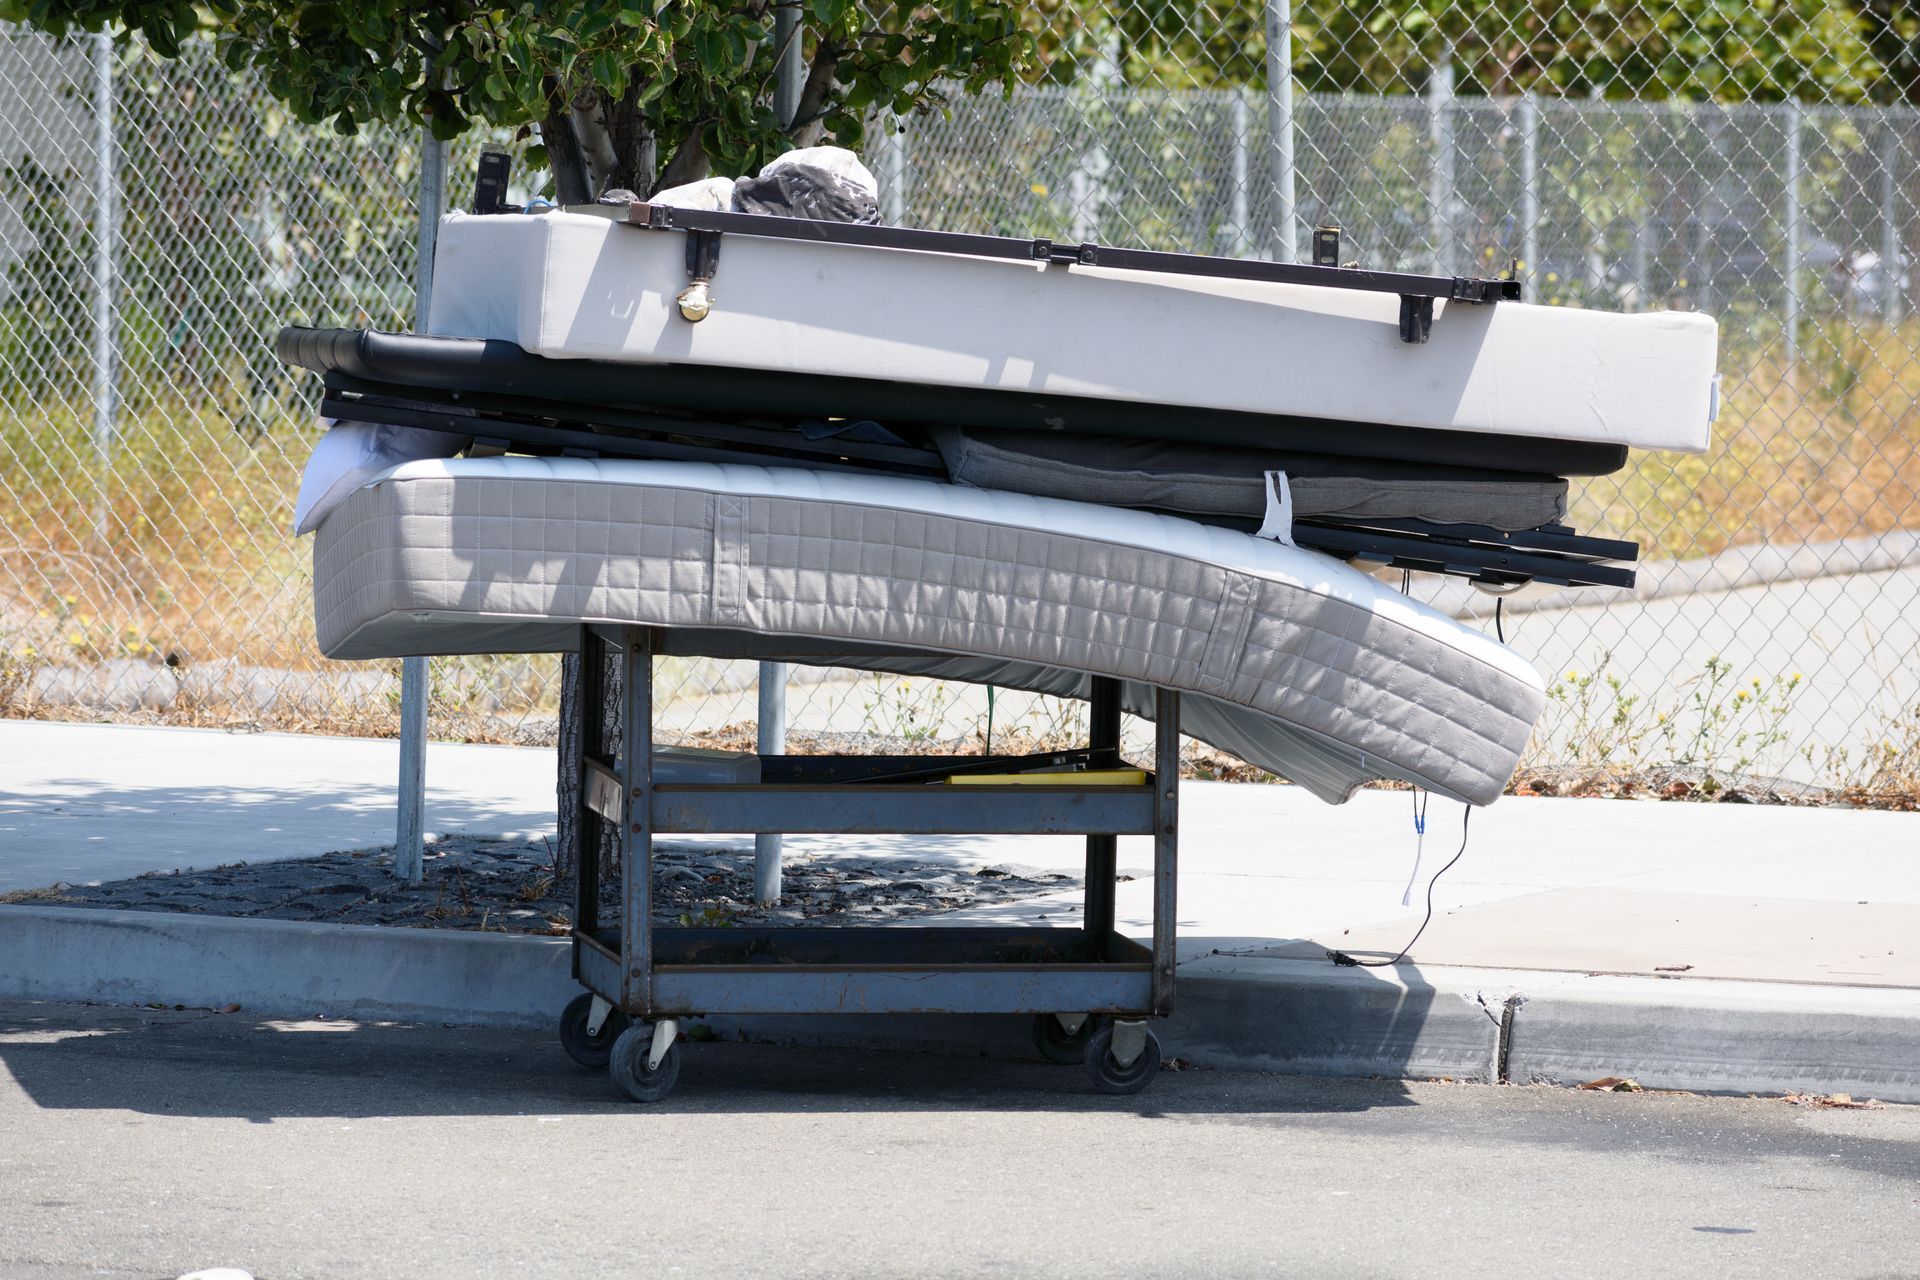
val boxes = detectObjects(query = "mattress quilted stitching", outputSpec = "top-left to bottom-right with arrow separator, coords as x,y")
313,471 -> 1547,804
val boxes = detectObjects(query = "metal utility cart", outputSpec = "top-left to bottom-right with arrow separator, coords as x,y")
557,624 -> 1181,1101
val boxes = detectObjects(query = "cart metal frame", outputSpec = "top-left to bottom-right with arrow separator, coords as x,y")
564,623 -> 1181,1098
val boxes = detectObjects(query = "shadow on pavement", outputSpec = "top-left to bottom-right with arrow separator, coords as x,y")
0,777 -> 556,890
0,1000 -> 1421,1122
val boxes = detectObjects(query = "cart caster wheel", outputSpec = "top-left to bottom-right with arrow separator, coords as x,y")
1084,1023 -> 1161,1095
609,1024 -> 682,1103
1033,1013 -> 1098,1065
559,993 -> 630,1070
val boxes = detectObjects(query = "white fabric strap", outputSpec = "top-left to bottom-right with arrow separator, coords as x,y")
1254,470 -> 1295,545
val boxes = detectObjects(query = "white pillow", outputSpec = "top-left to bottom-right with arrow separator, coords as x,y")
292,419 -> 471,534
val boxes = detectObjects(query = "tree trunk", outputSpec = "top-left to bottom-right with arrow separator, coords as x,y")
554,651 -> 582,879
554,645 -> 626,888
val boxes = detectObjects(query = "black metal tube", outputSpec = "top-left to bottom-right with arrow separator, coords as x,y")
573,625 -> 603,945
621,627 -> 657,1015
1083,677 -> 1123,956
1151,688 -> 1181,1016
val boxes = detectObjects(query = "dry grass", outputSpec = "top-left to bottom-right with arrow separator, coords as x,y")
1,393 -> 318,672
4,323 -> 1918,783
1572,321 -> 1920,557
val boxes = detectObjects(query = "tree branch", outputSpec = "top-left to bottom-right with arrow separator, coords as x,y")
540,74 -> 592,205
655,123 -> 713,192
787,39 -> 846,146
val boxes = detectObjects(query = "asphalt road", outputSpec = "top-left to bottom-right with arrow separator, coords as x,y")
1,1002 -> 1916,1280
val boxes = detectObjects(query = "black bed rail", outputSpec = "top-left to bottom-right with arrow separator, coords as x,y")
619,201 -> 1520,344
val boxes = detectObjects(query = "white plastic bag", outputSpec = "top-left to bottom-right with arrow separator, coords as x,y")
650,176 -> 736,211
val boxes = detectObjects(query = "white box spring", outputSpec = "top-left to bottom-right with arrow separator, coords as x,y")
312,457 -> 1545,806
427,210 -> 1717,454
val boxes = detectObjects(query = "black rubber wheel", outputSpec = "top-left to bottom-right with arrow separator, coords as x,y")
1032,1013 -> 1098,1065
608,1024 -> 683,1103
1084,1023 -> 1162,1095
558,993 -> 630,1070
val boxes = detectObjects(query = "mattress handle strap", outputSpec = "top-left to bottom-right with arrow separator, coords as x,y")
1253,471 -> 1296,546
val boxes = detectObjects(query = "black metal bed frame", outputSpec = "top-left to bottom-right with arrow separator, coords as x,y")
561,624 -> 1181,1101
318,377 -> 1636,589
618,201 -> 1521,345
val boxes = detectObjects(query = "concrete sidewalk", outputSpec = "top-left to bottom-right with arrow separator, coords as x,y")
3,719 -> 1918,1098
0,719 -> 557,889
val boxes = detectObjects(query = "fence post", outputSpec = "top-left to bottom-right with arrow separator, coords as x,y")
1263,0 -> 1296,262
1228,88 -> 1251,256
1783,101 -> 1801,369
754,662 -> 788,905
880,113 -> 907,227
1427,53 -> 1456,275
1519,91 -> 1539,298
757,1 -> 804,904
773,0 -> 802,129
1883,115 -> 1903,327
395,124 -> 449,885
89,33 -> 117,488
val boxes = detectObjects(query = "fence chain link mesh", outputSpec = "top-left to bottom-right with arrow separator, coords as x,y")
1,14 -> 1916,796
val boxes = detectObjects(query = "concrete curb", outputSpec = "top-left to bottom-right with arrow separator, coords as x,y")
0,905 -> 577,1030
1504,972 -> 1920,1101
6,905 -> 1919,1102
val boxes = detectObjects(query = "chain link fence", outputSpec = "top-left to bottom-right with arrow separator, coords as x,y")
2,18 -> 1916,796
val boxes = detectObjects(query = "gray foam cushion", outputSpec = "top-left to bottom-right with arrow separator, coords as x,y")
934,427 -> 1569,531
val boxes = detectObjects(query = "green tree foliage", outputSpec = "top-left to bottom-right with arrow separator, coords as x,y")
0,0 -> 1035,198
1858,0 -> 1920,100
1032,0 -> 1891,104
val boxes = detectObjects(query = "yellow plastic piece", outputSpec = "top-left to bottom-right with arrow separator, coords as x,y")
947,769 -> 1148,787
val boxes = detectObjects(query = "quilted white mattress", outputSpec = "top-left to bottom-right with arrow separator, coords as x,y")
312,456 -> 1546,806
426,210 -> 1718,453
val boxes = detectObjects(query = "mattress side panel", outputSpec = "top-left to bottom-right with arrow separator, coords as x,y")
420,212 -> 1718,453
312,482 -> 410,658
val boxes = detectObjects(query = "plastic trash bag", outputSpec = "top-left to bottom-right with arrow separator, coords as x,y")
733,145 -> 879,224
760,146 -> 878,198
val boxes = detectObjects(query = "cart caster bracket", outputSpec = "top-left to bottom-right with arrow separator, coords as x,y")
648,1017 -> 681,1071
584,995 -> 613,1038
1108,1018 -> 1149,1070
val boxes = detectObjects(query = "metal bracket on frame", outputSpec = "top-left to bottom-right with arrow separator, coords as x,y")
678,228 -> 724,322
621,198 -> 1521,345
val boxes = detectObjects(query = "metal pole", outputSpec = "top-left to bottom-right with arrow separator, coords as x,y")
1263,0 -> 1296,262
1883,115 -> 1903,327
395,123 -> 449,884
759,4 -> 801,904
1783,101 -> 1801,369
1427,53 -> 1456,276
1229,88 -> 1251,256
773,1 -> 803,130
880,112 -> 906,228
1519,92 -> 1539,298
754,662 -> 788,905
90,34 -> 117,492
